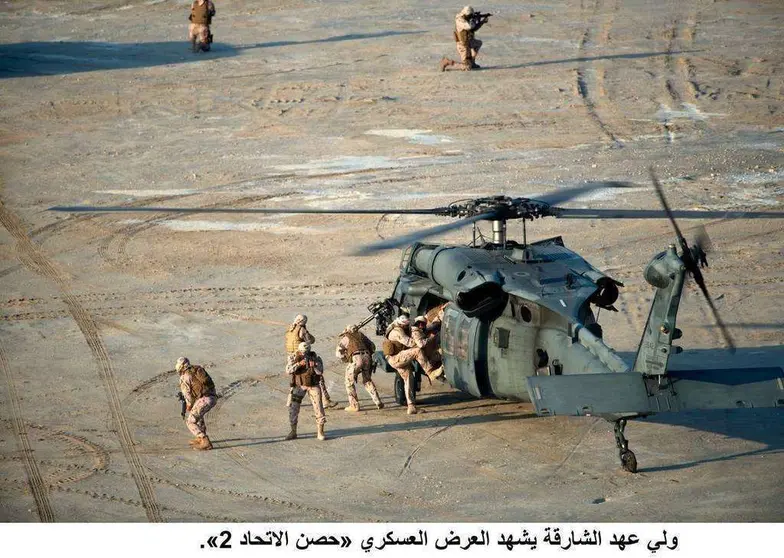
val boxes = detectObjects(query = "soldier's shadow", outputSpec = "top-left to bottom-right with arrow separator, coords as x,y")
0,31 -> 425,78
0,41 -> 241,78
214,408 -> 537,449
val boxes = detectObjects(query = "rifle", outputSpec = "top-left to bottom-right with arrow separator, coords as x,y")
177,392 -> 187,419
470,11 -> 493,29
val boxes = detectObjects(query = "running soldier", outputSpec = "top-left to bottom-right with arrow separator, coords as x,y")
285,342 -> 327,441
188,0 -> 216,53
336,325 -> 384,412
440,6 -> 488,71
177,357 -> 217,450
285,314 -> 337,408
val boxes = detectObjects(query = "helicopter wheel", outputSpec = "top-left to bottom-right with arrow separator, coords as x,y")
620,450 -> 638,473
394,374 -> 407,406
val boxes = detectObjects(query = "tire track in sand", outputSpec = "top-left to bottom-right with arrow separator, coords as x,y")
576,0 -> 623,148
0,198 -> 163,522
0,339 -> 55,521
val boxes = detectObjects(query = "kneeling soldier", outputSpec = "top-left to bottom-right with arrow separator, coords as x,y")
177,356 -> 217,450
286,342 -> 327,441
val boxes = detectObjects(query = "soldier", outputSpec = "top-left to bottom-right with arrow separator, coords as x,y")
383,315 -> 435,415
440,6 -> 487,71
176,357 -> 217,450
412,316 -> 444,382
285,314 -> 337,408
285,342 -> 327,441
188,0 -> 216,53
336,324 -> 384,412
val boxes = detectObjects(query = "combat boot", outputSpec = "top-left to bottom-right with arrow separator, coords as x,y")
188,437 -> 201,446
427,366 -> 445,382
407,405 -> 418,415
317,424 -> 326,441
193,436 -> 213,450
440,57 -> 455,72
325,398 -> 339,409
285,424 -> 297,440
344,405 -> 360,413
376,401 -> 385,410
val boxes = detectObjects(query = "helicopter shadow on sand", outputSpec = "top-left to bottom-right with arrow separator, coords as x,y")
0,31 -> 422,78
214,394 -> 536,449
486,49 -> 700,71
619,344 -> 784,472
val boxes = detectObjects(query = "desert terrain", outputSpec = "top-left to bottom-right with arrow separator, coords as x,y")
0,0 -> 782,522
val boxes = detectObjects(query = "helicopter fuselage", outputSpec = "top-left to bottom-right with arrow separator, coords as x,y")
390,237 -> 627,402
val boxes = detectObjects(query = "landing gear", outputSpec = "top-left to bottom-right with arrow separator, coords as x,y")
614,419 -> 638,473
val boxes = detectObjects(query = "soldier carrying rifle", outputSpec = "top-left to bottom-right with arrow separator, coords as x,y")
441,6 -> 492,71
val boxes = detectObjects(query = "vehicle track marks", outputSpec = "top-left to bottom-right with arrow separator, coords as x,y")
0,198 -> 163,522
577,0 -> 622,148
398,417 -> 462,477
0,340 -> 55,521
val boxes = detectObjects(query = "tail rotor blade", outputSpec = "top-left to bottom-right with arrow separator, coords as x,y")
691,265 -> 736,353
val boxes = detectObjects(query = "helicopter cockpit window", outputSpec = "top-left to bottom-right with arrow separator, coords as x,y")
519,304 -> 532,323
399,245 -> 414,273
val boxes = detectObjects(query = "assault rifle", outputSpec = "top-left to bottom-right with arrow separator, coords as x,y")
176,392 -> 187,419
470,11 -> 493,29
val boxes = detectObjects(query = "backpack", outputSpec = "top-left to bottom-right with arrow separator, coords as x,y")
190,365 -> 215,398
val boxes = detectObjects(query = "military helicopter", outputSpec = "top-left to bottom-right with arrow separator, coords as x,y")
52,169 -> 784,472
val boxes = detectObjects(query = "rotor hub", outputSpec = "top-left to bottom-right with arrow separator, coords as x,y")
441,196 -> 554,220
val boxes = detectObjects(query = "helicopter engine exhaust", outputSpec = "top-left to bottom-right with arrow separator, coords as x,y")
412,245 -> 507,318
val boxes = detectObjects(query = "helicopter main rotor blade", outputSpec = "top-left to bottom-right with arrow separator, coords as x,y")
530,180 -> 634,207
552,208 -> 784,220
48,205 -> 442,215
352,212 -> 497,256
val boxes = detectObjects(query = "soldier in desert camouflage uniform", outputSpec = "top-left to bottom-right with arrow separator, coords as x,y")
412,316 -> 444,382
440,6 -> 485,71
188,0 -> 216,53
383,315 -> 435,415
336,324 -> 384,412
285,314 -> 337,408
177,356 -> 217,450
285,342 -> 327,441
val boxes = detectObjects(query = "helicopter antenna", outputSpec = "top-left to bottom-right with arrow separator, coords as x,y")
522,219 -> 527,248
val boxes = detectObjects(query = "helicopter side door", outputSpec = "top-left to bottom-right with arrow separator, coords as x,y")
442,306 -> 490,398
485,298 -> 539,401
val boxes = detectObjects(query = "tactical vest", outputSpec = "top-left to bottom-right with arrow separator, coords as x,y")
344,331 -> 372,355
292,354 -> 320,388
189,365 -> 216,399
191,2 -> 212,25
382,334 -> 406,357
285,326 -> 302,353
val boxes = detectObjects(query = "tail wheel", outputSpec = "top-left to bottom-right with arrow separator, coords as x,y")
620,450 -> 638,473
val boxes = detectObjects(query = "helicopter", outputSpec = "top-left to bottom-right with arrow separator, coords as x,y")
51,169 -> 784,473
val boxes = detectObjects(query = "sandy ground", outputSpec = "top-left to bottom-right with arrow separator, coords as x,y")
0,0 -> 783,522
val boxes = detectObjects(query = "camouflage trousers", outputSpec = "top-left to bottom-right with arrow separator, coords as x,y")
186,395 -> 217,438
345,351 -> 382,410
188,23 -> 210,44
387,348 -> 421,407
456,38 -> 482,65
289,385 -> 326,427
